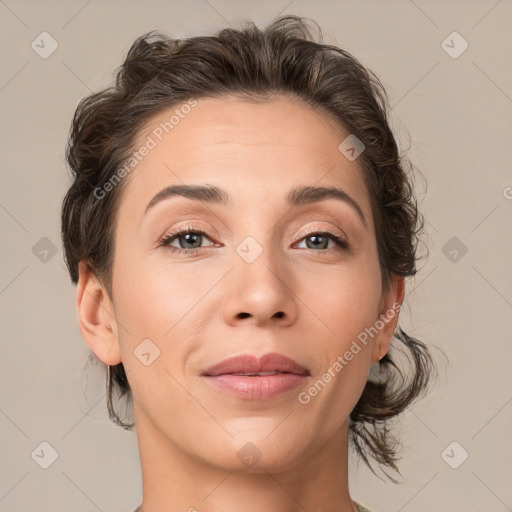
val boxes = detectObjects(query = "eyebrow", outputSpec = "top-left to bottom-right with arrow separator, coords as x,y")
144,184 -> 367,228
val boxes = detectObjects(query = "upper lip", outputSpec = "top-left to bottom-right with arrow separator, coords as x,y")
201,352 -> 310,377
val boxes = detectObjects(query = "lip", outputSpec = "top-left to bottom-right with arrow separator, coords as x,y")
201,352 -> 310,400
201,352 -> 310,377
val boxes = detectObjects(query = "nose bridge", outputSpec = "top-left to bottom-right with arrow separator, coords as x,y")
222,228 -> 298,326
234,230 -> 285,293
230,197 -> 280,269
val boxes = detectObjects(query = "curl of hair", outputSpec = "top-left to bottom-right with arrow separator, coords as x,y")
61,14 -> 438,480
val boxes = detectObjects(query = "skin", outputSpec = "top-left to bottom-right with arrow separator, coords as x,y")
76,95 -> 404,512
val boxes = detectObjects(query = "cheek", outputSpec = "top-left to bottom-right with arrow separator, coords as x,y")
297,263 -> 380,421
299,254 -> 381,407
111,255 -> 200,407
305,255 -> 382,339
113,248 -> 206,335
113,234 -> 382,358
111,251 -> 221,389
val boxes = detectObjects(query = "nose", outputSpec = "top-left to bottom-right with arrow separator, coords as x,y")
222,242 -> 299,328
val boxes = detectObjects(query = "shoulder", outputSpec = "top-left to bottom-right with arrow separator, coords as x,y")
132,503 -> 370,512
354,501 -> 373,512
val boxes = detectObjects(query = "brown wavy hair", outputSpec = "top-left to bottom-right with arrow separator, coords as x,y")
61,14 -> 438,483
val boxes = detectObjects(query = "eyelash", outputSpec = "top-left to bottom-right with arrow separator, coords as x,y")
157,224 -> 349,255
158,225 -> 214,255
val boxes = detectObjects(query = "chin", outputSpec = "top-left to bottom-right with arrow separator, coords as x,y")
195,430 -> 308,474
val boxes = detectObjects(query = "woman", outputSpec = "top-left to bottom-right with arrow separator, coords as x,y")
61,14 -> 436,512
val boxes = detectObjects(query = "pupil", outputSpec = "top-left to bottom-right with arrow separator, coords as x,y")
308,235 -> 327,249
182,233 -> 201,248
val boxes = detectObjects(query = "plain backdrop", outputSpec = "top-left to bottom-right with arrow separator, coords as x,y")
1,1 -> 511,511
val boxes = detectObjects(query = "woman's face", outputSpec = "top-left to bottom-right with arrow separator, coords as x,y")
88,95 -> 403,472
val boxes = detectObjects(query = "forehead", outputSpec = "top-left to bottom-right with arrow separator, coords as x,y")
133,95 -> 348,165
120,95 -> 372,225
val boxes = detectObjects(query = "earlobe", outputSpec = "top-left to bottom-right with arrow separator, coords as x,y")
76,261 -> 122,366
371,275 -> 406,364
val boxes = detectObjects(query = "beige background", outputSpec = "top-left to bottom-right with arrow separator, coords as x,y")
1,1 -> 511,511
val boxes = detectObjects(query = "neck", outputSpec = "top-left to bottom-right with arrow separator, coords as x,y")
134,406 -> 357,512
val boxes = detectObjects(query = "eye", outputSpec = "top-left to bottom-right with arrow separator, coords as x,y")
295,229 -> 349,251
157,226 -> 349,255
158,225 -> 216,254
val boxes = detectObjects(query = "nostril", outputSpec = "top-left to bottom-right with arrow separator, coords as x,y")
235,311 -> 285,320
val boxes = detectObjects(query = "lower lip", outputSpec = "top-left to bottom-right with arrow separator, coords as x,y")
202,373 -> 308,400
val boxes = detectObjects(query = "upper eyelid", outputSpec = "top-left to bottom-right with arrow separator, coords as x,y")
163,225 -> 345,238
292,225 -> 347,242
161,226 -> 213,244
161,225 -> 347,248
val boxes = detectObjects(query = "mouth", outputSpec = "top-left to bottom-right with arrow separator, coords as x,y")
200,352 -> 310,400
228,371 -> 290,376
201,352 -> 310,377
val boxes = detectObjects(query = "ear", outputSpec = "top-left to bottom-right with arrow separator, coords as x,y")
371,274 -> 405,364
76,261 -> 122,365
